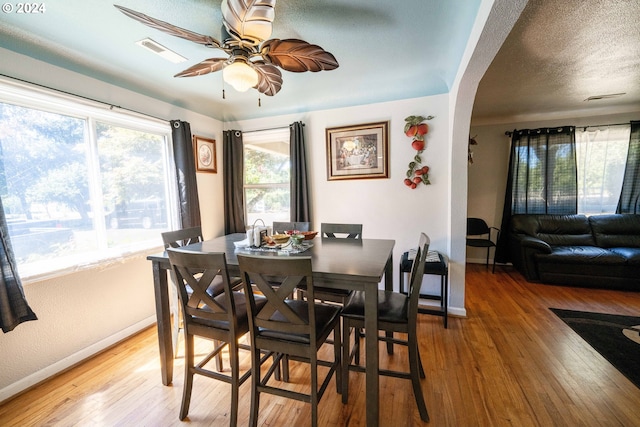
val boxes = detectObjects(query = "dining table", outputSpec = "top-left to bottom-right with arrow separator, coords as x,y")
147,232 -> 395,427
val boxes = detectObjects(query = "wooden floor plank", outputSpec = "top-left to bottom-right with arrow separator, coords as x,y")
1,264 -> 640,426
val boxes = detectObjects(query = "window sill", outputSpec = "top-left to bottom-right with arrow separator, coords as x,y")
21,244 -> 164,285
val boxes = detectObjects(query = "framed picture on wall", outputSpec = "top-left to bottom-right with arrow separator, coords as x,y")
326,121 -> 389,180
193,135 -> 217,173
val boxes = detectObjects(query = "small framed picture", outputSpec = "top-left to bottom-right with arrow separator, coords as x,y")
193,135 -> 217,173
326,121 -> 389,180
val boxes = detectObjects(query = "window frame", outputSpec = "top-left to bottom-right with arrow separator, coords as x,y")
242,127 -> 291,227
0,77 -> 179,282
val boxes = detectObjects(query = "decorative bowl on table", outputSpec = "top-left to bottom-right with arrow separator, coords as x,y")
290,234 -> 305,246
301,231 -> 318,240
270,234 -> 290,245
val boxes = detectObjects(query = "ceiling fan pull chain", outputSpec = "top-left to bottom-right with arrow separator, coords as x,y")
222,76 -> 226,99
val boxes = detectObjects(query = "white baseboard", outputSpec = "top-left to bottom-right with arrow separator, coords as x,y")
447,306 -> 467,317
418,299 -> 467,318
0,316 -> 156,404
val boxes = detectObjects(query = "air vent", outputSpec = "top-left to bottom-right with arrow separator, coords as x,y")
584,93 -> 625,101
135,38 -> 187,64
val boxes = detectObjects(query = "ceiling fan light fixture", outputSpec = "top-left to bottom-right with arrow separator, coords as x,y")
223,60 -> 259,92
116,2 -> 337,97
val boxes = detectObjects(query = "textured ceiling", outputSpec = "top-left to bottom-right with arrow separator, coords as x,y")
1,1 -> 638,124
472,0 -> 640,124
0,0 -> 480,121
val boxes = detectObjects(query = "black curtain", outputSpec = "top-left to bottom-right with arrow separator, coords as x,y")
0,197 -> 37,333
616,121 -> 640,214
290,121 -> 311,224
223,130 -> 246,234
170,120 -> 201,229
495,126 -> 577,263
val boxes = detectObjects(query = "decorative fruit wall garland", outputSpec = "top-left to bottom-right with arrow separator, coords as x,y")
403,115 -> 434,189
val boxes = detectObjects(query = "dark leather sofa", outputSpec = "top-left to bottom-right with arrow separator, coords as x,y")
508,214 -> 640,290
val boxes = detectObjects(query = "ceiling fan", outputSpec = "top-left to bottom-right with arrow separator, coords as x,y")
114,1 -> 339,96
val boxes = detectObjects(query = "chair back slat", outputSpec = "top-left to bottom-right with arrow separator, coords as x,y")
162,226 -> 203,248
252,274 -> 308,329
167,249 -> 237,327
238,255 -> 316,337
321,223 -> 362,239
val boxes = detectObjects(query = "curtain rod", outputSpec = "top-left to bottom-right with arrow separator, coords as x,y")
0,73 -> 170,123
242,123 -> 305,133
505,122 -> 631,137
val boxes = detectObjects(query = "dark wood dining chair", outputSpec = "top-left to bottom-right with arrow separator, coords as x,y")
302,223 -> 364,305
237,254 -> 342,427
162,227 -> 242,365
341,232 -> 431,423
166,249 -> 270,426
272,221 -> 310,233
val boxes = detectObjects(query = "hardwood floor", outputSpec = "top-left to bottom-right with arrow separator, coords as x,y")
2,264 -> 640,426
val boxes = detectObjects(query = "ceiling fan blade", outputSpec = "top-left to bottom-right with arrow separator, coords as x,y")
115,5 -> 221,48
252,61 -> 283,96
262,39 -> 339,73
174,58 -> 227,77
221,0 -> 276,45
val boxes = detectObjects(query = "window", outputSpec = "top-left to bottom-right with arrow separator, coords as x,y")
243,128 -> 290,226
508,125 -> 631,217
576,126 -> 630,215
0,79 -> 177,279
509,127 -> 577,215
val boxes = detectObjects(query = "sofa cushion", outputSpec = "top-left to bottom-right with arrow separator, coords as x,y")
589,214 -> 640,248
510,214 -> 596,246
608,247 -> 640,265
535,246 -> 627,265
